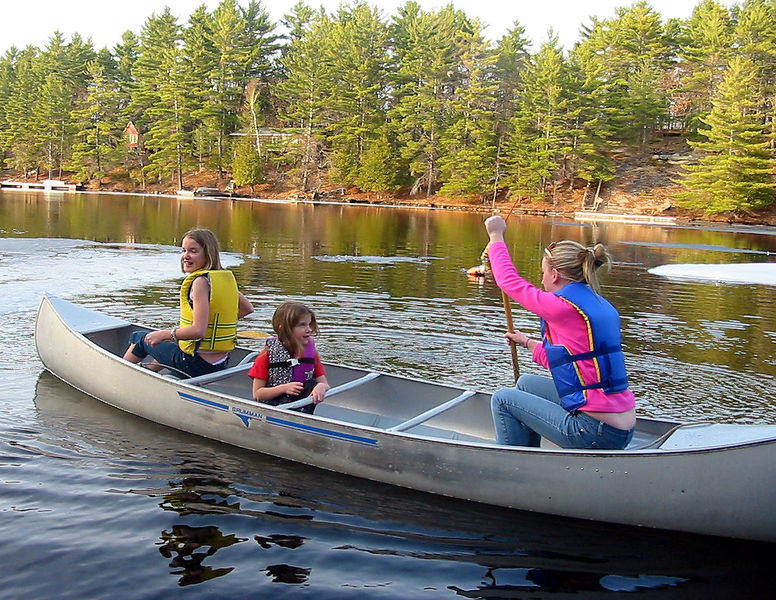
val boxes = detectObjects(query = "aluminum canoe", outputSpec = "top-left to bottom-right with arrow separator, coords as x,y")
35,294 -> 776,542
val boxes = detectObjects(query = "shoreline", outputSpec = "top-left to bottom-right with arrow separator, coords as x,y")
4,182 -> 776,230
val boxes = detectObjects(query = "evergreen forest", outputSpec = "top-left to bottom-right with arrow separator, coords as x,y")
0,0 -> 775,216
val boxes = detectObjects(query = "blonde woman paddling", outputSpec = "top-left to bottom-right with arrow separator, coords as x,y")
484,216 -> 636,449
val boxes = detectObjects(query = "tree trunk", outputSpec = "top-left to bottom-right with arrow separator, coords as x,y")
581,181 -> 589,210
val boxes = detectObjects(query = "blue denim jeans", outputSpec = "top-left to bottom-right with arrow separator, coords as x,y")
491,374 -> 634,449
128,331 -> 227,379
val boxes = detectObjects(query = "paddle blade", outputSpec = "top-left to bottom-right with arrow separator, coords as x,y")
237,330 -> 271,339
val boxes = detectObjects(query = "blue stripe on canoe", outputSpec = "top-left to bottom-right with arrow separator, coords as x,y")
178,392 -> 230,412
266,416 -> 378,446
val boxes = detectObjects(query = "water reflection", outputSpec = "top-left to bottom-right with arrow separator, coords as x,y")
264,564 -> 311,584
153,461 -> 698,594
160,473 -> 241,516
158,525 -> 241,586
449,567 -> 691,596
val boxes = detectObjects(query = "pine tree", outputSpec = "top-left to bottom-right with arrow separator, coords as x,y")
1,47 -> 40,174
114,30 -> 139,94
130,9 -> 181,132
68,60 -> 121,184
143,46 -> 194,189
675,0 -> 733,133
735,0 -> 776,151
241,0 -> 281,83
502,36 -> 575,201
490,22 -> 530,206
575,1 -> 673,149
182,5 -> 218,172
199,0 -> 251,176
438,21 -> 499,199
275,9 -> 333,191
678,57 -> 775,214
388,5 -> 461,196
0,49 -> 19,161
326,3 -> 390,187
33,32 -> 95,178
559,52 -> 615,204
355,126 -> 401,193
281,0 -> 316,46
232,135 -> 264,190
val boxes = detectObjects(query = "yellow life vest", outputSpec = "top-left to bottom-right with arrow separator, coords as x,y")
178,269 -> 239,355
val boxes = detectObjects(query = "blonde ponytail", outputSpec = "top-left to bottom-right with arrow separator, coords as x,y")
545,241 -> 611,294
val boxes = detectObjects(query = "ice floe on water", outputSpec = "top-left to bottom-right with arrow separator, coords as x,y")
0,237 -> 243,316
648,263 -> 776,286
621,241 -> 773,255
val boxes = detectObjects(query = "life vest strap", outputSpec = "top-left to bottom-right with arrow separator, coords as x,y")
547,343 -> 623,367
269,357 -> 315,369
576,375 -> 629,392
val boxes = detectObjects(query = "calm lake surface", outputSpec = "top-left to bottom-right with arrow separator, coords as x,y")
1,190 -> 775,598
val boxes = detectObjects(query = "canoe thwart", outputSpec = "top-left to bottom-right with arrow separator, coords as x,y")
275,396 -> 315,410
275,371 -> 382,411
388,390 -> 476,432
326,372 -> 381,397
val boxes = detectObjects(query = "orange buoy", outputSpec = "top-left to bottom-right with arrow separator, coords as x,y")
466,264 -> 488,277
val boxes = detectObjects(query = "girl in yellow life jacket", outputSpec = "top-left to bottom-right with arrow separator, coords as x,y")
123,228 -> 254,378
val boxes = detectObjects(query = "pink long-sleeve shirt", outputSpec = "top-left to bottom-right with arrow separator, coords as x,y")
488,241 -> 635,413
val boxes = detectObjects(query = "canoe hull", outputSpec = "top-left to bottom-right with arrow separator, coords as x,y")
35,294 -> 776,542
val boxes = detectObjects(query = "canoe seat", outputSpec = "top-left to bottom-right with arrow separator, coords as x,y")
313,404 -> 403,429
403,423 -> 490,442
237,351 -> 260,366
156,351 -> 259,382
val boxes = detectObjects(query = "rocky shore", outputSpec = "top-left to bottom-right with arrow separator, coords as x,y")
5,137 -> 776,226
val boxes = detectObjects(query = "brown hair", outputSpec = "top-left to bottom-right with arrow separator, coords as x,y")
544,240 -> 612,294
181,228 -> 223,271
272,301 -> 319,358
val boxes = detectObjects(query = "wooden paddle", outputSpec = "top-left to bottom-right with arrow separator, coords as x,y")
480,249 -> 520,384
482,197 -> 524,384
501,290 -> 520,383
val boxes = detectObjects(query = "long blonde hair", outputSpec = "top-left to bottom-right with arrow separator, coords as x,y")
544,240 -> 612,294
272,301 -> 319,358
181,228 -> 223,271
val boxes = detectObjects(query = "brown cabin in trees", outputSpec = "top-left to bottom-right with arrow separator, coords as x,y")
123,122 -> 140,149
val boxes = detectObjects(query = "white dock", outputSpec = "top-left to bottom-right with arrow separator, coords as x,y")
574,211 -> 676,225
1,179 -> 80,192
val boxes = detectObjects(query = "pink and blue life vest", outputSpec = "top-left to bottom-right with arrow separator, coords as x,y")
541,282 -> 629,412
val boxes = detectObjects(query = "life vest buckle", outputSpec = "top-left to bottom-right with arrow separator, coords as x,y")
288,358 -> 299,367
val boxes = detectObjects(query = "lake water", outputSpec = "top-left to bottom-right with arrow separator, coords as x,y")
1,190 -> 775,598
